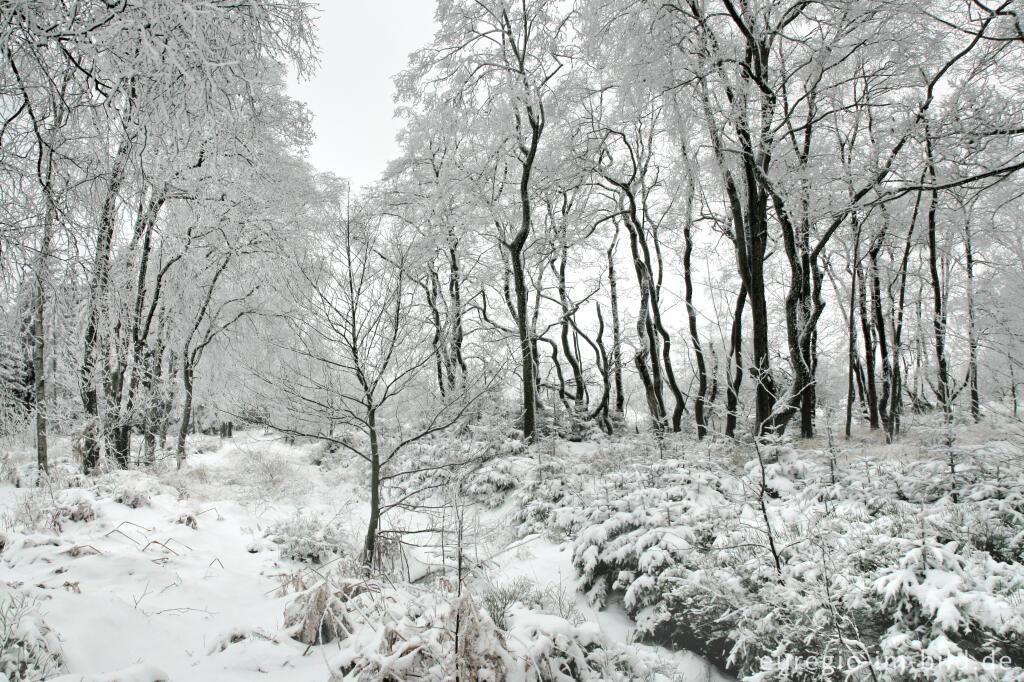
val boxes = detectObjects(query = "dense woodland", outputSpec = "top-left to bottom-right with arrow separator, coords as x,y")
2,1 -> 1024,680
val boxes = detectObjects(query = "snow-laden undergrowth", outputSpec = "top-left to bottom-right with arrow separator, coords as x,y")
0,431 -> 722,681
4,422 -> 1020,681
462,425 -> 1024,681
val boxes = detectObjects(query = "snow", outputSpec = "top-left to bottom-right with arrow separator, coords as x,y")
0,431 -> 729,681
0,433 -> 350,680
12,420 -> 1019,680
478,534 -> 729,681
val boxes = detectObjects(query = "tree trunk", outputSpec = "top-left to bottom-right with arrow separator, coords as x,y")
363,407 -> 381,565
510,247 -> 537,440
142,341 -> 164,464
682,198 -> 708,439
32,273 -> 47,477
617,203 -> 667,428
175,363 -> 194,468
869,238 -> 892,427
105,343 -> 129,467
748,261 -> 776,434
448,229 -> 467,387
508,107 -> 542,441
925,134 -> 951,421
607,234 -> 625,417
1009,353 -> 1018,419
856,259 -> 880,429
845,225 -> 861,438
964,219 -> 980,422
80,138 -> 132,470
591,303 -> 613,433
425,267 -> 450,397
553,216 -> 585,410
725,284 -> 747,439
885,192 -> 921,441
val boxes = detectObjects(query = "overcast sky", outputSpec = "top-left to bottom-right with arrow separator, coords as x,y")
288,2 -> 437,189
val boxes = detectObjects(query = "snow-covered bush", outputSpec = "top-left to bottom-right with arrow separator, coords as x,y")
481,576 -> 546,628
569,439 -> 1024,680
464,457 -> 523,507
267,512 -> 352,565
113,486 -> 151,509
284,577 -> 376,645
511,461 -> 587,539
55,489 -> 98,524
503,607 -> 639,681
0,589 -> 63,681
322,579 -> 644,681
248,449 -> 295,490
3,488 -> 63,535
207,627 -> 278,654
573,461 -> 728,607
0,453 -> 21,487
328,586 -> 506,681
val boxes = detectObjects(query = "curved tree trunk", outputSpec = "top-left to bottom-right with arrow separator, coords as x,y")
725,284 -> 747,439
682,197 -> 709,439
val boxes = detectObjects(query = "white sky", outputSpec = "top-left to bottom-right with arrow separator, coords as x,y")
288,1 -> 437,189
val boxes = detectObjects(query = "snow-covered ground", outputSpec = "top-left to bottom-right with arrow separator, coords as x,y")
8,420 -> 1019,681
0,431 -> 728,681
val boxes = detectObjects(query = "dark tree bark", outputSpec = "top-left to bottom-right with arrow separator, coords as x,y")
682,188 -> 709,439
425,265 -> 450,397
447,228 -> 467,386
856,256 -> 880,430
363,406 -> 381,564
607,231 -> 625,417
844,221 -> 862,438
32,270 -> 47,476
869,230 -> 893,428
551,197 -> 585,410
884,186 -> 923,441
964,216 -> 980,422
725,283 -> 747,439
590,303 -> 614,434
507,106 -> 543,441
925,131 -> 951,421
80,137 -> 132,471
175,363 -> 194,465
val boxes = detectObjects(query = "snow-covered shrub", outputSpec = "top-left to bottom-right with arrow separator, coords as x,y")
0,589 -> 63,680
249,449 -> 295,490
539,582 -> 585,626
324,580 -> 644,682
207,627 -> 278,654
4,484 -> 65,534
511,461 -> 587,539
570,439 -> 1024,680
504,607 -> 640,681
329,586 -> 507,681
871,537 -> 1024,680
452,593 -> 512,681
464,458 -> 522,507
573,462 -> 728,608
482,576 -> 545,628
55,490 -> 98,524
284,577 -> 376,645
482,576 -> 586,634
267,513 -> 352,565
113,486 -> 151,508
0,453 -> 21,486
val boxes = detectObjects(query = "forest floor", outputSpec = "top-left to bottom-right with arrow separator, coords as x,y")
0,414 -> 1022,681
0,430 -> 727,681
